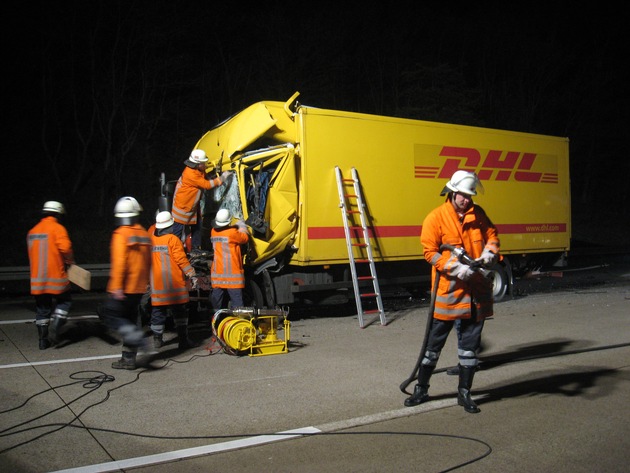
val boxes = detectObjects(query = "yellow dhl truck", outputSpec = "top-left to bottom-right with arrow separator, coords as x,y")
173,92 -> 570,308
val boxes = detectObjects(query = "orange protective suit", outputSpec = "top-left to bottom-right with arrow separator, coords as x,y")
171,167 -> 222,225
210,226 -> 249,289
27,216 -> 75,295
421,199 -> 500,320
106,224 -> 152,295
150,232 -> 195,306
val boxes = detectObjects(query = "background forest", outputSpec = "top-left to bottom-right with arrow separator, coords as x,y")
2,1 -> 628,267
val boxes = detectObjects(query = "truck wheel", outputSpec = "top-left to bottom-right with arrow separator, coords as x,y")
261,270 -> 276,307
244,279 -> 265,308
490,263 -> 509,302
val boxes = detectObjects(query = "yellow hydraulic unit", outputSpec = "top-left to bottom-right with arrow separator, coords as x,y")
211,307 -> 290,357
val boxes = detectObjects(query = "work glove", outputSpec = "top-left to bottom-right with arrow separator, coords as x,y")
190,277 -> 199,290
220,171 -> 232,183
475,248 -> 498,267
454,263 -> 475,281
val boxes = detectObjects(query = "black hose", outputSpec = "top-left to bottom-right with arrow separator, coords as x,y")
399,243 -> 457,394
400,243 -> 493,394
399,268 -> 439,394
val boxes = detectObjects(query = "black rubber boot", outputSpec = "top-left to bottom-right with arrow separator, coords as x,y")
457,365 -> 480,413
404,365 -> 435,407
38,325 -> 51,350
111,351 -> 137,370
177,326 -> 198,349
48,314 -> 67,344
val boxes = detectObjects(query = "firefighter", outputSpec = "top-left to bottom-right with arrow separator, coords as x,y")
102,196 -> 153,370
404,171 -> 500,413
171,149 -> 231,252
27,201 -> 75,349
209,208 -> 250,310
149,211 -> 198,350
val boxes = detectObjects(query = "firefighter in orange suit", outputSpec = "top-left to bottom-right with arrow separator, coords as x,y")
102,196 -> 153,370
405,171 -> 500,413
171,149 -> 230,251
210,208 -> 249,310
149,211 -> 198,350
27,201 -> 75,349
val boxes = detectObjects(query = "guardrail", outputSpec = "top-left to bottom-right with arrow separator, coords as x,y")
1,247 -> 628,282
0,265 -> 111,281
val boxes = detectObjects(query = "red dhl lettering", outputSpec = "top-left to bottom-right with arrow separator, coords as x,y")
415,146 -> 558,184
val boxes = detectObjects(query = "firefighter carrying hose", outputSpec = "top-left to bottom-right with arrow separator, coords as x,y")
404,171 -> 500,413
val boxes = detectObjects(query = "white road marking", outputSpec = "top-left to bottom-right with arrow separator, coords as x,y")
0,315 -> 100,325
0,354 -> 121,369
49,427 -> 322,473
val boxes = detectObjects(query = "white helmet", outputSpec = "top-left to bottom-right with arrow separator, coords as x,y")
155,211 -> 174,229
114,196 -> 143,217
42,201 -> 65,214
189,149 -> 208,164
441,170 -> 484,196
214,208 -> 231,227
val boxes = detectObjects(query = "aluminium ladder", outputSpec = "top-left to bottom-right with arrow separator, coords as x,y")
335,166 -> 386,328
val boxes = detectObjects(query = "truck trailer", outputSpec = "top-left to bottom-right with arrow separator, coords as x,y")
167,92 -> 570,311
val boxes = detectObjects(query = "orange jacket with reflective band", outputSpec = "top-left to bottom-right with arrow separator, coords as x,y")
150,231 -> 194,306
27,216 -> 75,295
106,224 -> 152,295
210,226 -> 249,289
171,167 -> 222,225
421,199 -> 500,321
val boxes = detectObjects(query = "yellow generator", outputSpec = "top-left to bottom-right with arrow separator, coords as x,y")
211,307 -> 290,356
188,92 -> 570,310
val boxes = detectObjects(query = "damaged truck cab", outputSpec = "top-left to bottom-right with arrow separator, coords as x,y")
182,91 -> 570,309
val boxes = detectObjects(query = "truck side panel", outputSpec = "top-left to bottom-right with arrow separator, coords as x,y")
296,107 -> 570,266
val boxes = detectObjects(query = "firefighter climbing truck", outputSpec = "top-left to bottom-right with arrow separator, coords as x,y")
164,91 -> 570,310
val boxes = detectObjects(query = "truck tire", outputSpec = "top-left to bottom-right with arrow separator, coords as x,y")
261,270 -> 276,308
490,263 -> 509,302
244,279 -> 265,308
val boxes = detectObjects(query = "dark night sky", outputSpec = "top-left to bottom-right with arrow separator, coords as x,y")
2,1 -> 628,266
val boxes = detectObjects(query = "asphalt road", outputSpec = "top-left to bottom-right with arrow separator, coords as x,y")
0,260 -> 629,472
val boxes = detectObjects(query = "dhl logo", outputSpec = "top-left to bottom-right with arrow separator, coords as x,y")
415,146 -> 559,184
